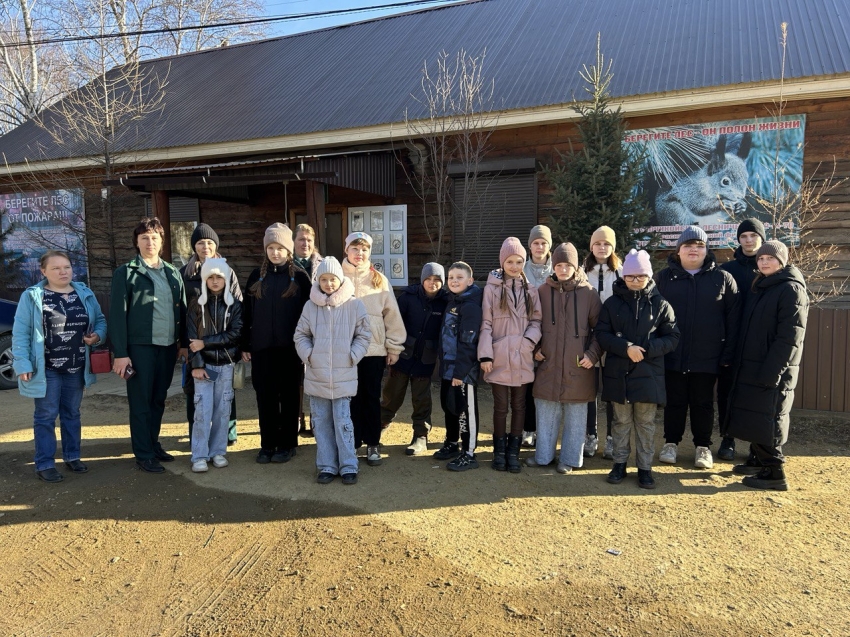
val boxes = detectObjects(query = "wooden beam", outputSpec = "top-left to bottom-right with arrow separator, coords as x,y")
151,190 -> 172,263
305,180 -> 326,254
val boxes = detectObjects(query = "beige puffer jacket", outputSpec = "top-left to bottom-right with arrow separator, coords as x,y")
294,277 -> 372,399
341,258 -> 406,358
478,270 -> 542,386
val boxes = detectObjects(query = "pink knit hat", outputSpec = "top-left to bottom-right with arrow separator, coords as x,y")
622,249 -> 653,277
499,237 -> 526,266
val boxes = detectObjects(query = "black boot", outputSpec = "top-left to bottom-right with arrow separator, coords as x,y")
506,434 -> 522,474
717,437 -> 736,461
742,464 -> 788,491
491,436 -> 507,471
637,468 -> 656,490
732,451 -> 762,475
607,462 -> 627,484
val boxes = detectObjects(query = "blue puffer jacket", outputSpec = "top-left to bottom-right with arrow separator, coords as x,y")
439,284 -> 483,385
393,284 -> 448,377
12,280 -> 107,398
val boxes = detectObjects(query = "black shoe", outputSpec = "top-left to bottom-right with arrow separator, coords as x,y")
607,462 -> 627,484
227,439 -> 236,447
433,441 -> 460,460
37,467 -> 63,482
491,436 -> 507,471
342,473 -> 358,485
154,448 -> 175,462
256,449 -> 274,464
638,468 -> 656,490
316,472 -> 336,484
717,437 -> 736,461
136,458 -> 165,473
742,465 -> 788,491
271,448 -> 295,463
64,459 -> 88,473
447,453 -> 479,472
732,453 -> 762,475
506,434 -> 522,474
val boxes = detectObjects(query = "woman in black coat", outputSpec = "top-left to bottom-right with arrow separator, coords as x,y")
723,241 -> 808,491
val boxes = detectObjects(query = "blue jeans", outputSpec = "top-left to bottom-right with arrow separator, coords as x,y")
310,395 -> 358,476
191,364 -> 234,462
33,368 -> 85,471
534,399 -> 588,468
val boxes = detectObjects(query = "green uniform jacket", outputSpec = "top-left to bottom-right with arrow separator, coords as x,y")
109,256 -> 186,358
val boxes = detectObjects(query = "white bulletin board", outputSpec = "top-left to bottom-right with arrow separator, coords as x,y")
348,205 -> 408,286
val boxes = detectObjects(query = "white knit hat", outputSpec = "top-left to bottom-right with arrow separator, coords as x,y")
198,257 -> 234,328
315,256 -> 344,282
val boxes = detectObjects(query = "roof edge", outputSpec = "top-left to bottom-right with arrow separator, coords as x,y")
5,74 -> 848,175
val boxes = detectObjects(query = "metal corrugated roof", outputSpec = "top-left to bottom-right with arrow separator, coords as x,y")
1,0 -> 849,165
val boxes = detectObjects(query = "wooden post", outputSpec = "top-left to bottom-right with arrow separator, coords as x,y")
304,180 -> 326,254
151,190 -> 172,263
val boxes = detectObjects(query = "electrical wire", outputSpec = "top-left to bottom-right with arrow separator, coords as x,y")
0,0 -> 462,49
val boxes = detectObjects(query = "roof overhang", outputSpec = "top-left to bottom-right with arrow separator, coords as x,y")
4,74 -> 848,175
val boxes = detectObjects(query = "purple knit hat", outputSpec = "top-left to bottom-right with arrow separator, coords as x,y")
622,249 -> 653,277
499,237 -> 527,266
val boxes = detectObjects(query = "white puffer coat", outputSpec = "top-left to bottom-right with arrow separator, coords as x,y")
294,277 -> 372,399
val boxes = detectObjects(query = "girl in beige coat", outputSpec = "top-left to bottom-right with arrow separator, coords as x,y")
479,237 -> 542,473
341,232 -> 406,467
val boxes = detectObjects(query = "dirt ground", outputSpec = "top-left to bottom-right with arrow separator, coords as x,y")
1,376 -> 849,637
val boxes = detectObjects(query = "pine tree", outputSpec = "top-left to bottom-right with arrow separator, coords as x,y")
544,35 -> 651,256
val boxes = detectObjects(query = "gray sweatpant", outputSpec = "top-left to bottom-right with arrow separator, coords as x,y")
611,402 -> 657,470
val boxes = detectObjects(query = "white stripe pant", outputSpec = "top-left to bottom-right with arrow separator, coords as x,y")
440,379 -> 479,454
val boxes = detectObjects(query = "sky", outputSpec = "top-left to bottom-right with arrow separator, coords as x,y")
262,0 -> 462,38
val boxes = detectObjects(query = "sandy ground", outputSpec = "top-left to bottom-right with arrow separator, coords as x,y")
1,371 -> 849,637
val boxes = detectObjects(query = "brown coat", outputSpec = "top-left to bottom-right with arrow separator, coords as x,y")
478,270 -> 542,386
533,272 -> 603,403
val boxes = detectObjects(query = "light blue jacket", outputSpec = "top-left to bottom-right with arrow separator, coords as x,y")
12,280 -> 107,398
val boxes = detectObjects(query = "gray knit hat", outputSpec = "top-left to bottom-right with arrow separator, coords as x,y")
528,225 -> 552,249
756,240 -> 789,268
676,225 -> 709,248
315,256 -> 344,281
421,262 -> 445,283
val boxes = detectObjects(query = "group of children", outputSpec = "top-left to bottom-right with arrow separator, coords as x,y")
182,221 -> 706,490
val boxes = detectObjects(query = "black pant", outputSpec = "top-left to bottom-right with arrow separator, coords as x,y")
524,381 -> 536,432
491,383 -> 528,438
716,365 -> 734,438
251,346 -> 302,451
441,379 -> 479,453
352,356 -> 386,447
753,443 -> 785,466
381,367 -> 433,438
663,371 -> 717,448
586,366 -> 613,438
126,343 -> 178,460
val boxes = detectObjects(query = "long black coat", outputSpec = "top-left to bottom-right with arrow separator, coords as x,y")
393,284 -> 448,377
722,265 -> 808,447
654,252 -> 739,374
596,279 -> 680,405
241,262 -> 311,353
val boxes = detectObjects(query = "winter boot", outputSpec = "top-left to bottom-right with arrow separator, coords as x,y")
491,436 -> 507,471
637,468 -> 656,490
742,464 -> 788,491
506,434 -> 522,474
732,451 -> 762,475
607,462 -> 627,484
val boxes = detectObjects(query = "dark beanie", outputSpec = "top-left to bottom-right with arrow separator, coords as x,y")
756,240 -> 789,268
737,218 -> 766,243
191,223 -> 219,249
552,242 -> 579,269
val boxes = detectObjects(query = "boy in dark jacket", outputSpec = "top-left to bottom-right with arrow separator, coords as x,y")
435,262 -> 483,471
597,250 -> 680,489
654,226 -> 739,470
716,218 -> 765,460
186,259 -> 243,473
380,263 -> 449,455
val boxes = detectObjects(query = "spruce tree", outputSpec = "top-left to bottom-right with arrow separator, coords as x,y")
544,35 -> 651,256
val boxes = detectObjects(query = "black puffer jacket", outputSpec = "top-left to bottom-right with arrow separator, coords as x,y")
597,279 -> 680,405
720,247 -> 759,316
187,294 -> 243,368
722,265 -> 808,447
654,252 -> 739,374
394,284 -> 448,377
440,284 -> 483,385
241,261 -> 311,352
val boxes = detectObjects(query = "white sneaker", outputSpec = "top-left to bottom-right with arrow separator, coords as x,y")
659,443 -> 678,464
211,454 -> 228,468
406,436 -> 428,456
366,446 -> 382,466
192,459 -> 208,473
584,434 -> 598,457
694,446 -> 713,469
602,435 -> 614,460
521,431 -> 536,448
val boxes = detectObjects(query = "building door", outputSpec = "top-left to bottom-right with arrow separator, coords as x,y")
325,206 -> 347,260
